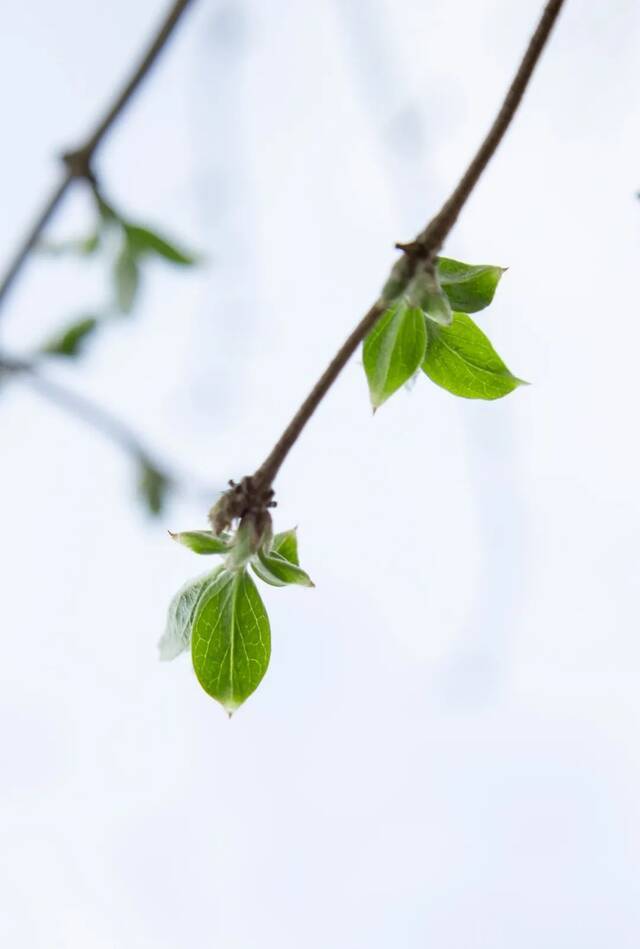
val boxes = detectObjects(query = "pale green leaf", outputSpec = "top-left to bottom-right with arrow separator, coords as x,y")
406,265 -> 452,326
422,312 -> 525,400
363,302 -> 427,409
114,246 -> 140,313
192,570 -> 271,714
159,567 -> 223,661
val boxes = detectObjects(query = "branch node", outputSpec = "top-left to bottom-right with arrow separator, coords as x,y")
60,149 -> 97,185
209,475 -> 275,537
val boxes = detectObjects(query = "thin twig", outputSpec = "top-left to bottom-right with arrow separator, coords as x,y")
251,0 -> 565,492
1,357 -> 216,504
0,0 -> 196,315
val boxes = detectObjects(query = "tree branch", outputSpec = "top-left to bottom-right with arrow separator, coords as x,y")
0,0 -> 197,315
249,0 -> 565,495
0,356 -> 215,505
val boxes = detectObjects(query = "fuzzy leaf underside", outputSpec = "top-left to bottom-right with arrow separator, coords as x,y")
159,567 -> 223,661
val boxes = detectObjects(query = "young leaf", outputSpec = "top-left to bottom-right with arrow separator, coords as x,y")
41,316 -> 99,357
421,286 -> 453,327
422,312 -> 525,400
159,567 -> 223,661
224,517 -> 268,571
363,302 -> 427,410
437,257 -> 505,313
406,265 -> 452,326
192,570 -> 271,714
271,528 -> 299,565
138,459 -> 171,515
114,245 -> 140,313
124,223 -> 197,266
252,549 -> 314,588
170,530 -> 231,555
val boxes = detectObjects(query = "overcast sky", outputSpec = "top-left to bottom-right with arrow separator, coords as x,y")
1,1 -> 640,947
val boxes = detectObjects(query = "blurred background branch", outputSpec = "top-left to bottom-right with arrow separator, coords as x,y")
0,0 -> 196,313
0,0 -> 202,514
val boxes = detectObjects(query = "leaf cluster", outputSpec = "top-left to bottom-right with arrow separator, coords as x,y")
161,526 -> 313,714
364,256 -> 524,409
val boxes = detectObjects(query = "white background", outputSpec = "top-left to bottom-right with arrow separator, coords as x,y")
1,1 -> 640,946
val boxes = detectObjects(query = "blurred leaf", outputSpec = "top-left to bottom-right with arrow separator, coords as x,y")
138,459 -> 171,515
363,302 -> 427,410
114,245 -> 140,313
252,549 -> 314,588
422,312 -> 525,400
41,316 -> 99,357
124,223 -> 197,266
170,530 -> 231,554
38,231 -> 101,257
159,567 -> 222,661
192,569 -> 271,714
271,528 -> 299,565
437,257 -> 505,313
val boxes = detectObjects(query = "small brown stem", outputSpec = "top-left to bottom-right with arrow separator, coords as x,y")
412,0 -> 566,257
252,301 -> 385,489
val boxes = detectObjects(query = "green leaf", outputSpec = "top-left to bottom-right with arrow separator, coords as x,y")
363,302 -> 427,410
41,316 -> 98,357
124,224 -> 197,266
159,567 -> 222,661
272,528 -> 299,565
252,549 -> 314,588
138,459 -> 170,515
192,570 -> 271,714
437,257 -> 505,313
422,312 -> 525,400
170,530 -> 231,554
114,245 -> 140,313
